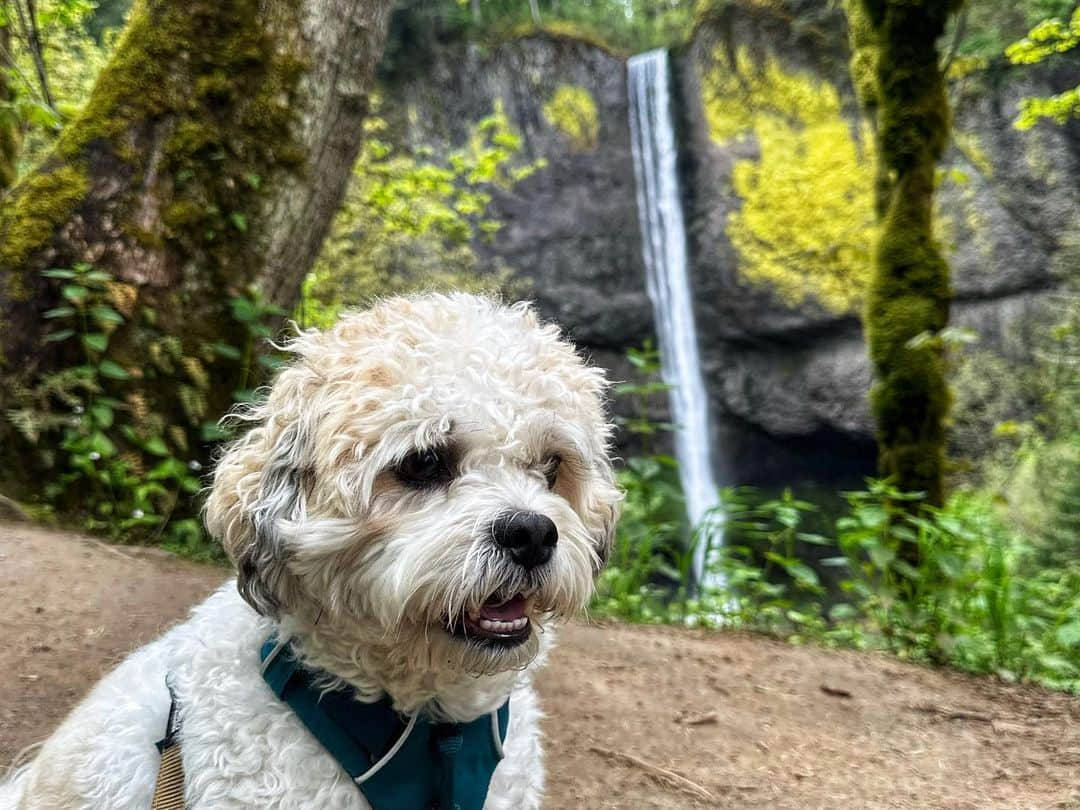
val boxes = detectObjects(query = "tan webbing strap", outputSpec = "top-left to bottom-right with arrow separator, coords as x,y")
151,678 -> 186,809
151,742 -> 186,810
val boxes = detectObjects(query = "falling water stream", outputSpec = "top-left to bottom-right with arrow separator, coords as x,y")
628,49 -> 723,586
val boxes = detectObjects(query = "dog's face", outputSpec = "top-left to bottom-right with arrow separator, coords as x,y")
206,294 -> 620,676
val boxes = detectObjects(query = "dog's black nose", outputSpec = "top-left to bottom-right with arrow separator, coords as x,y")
491,512 -> 558,569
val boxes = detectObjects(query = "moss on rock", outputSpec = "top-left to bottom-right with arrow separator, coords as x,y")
704,47 -> 877,313
543,84 -> 601,151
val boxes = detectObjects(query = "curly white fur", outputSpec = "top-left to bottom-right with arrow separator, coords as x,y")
1,293 -> 621,809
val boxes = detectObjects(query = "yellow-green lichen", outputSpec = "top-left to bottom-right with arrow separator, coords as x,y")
543,84 -> 600,151
953,131 -> 993,178
704,47 -> 876,314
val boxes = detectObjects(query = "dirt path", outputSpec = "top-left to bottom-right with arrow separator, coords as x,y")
1,522 -> 1077,808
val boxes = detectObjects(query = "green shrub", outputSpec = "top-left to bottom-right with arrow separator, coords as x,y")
592,473 -> 1080,692
4,264 -> 286,560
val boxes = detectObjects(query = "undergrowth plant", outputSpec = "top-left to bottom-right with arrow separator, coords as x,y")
8,263 -> 204,543
5,264 -> 287,560
593,342 -> 691,622
593,347 -> 1080,693
594,473 -> 1080,692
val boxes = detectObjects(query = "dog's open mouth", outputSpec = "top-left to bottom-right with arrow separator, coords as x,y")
450,591 -> 534,647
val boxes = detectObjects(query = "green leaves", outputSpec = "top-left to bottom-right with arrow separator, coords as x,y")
597,464 -> 1080,693
62,284 -> 89,303
1008,9 -> 1080,129
1006,9 -> 1080,65
1015,87 -> 1080,130
26,260 -> 223,557
91,305 -> 124,326
82,333 -> 108,353
141,436 -> 170,457
301,99 -> 541,328
44,329 -> 76,343
97,360 -> 131,380
209,341 -> 242,361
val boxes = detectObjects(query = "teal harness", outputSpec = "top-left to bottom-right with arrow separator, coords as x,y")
259,636 -> 510,810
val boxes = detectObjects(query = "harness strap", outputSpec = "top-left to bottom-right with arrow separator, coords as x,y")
259,634 -> 510,810
151,679 -> 186,810
434,724 -> 464,810
260,635 -> 404,781
147,639 -> 511,810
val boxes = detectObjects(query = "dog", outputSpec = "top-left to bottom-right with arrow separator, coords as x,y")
1,293 -> 621,809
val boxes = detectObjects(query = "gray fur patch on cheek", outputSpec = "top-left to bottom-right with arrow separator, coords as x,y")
238,423 -> 312,617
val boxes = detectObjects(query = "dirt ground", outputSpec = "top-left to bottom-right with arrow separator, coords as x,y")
1,522 -> 1077,809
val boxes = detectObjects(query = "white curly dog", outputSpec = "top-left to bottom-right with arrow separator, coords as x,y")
1,294 -> 621,809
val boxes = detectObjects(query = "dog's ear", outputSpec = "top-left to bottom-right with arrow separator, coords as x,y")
205,408 -> 312,618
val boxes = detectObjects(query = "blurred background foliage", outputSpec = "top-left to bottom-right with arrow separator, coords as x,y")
300,100 -> 539,328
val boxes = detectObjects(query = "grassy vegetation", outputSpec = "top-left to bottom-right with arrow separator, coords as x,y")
593,334 -> 1080,693
593,469 -> 1080,692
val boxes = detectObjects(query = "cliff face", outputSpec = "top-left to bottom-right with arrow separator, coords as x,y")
382,13 -> 1080,487
678,3 -> 1079,484
384,34 -> 664,451
386,35 -> 651,347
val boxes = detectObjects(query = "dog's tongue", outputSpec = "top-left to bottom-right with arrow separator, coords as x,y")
479,594 -> 527,622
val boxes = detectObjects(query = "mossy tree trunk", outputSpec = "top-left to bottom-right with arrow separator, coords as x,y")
0,21 -> 18,191
846,1 -> 963,535
0,0 -> 393,494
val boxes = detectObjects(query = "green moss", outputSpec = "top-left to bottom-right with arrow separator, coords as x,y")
542,84 -> 600,151
56,0 -> 307,284
497,21 -> 626,57
0,165 -> 90,294
852,0 -> 962,513
0,126 -> 17,192
0,113 -> 16,194
843,1 -> 879,113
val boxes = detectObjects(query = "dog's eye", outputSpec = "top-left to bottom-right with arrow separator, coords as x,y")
396,448 -> 451,488
542,454 -> 562,490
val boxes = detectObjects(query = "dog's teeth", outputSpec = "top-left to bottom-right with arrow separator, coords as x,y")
477,617 -> 529,633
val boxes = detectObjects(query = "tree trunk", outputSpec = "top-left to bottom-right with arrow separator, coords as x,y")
528,0 -> 541,27
847,0 -> 962,550
0,0 -> 393,493
0,21 -> 18,191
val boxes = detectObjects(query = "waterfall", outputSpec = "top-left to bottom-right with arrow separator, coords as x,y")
627,49 -> 723,585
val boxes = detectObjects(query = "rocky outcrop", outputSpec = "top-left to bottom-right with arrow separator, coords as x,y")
381,12 -> 1079,486
385,34 -> 652,351
676,3 -> 1079,483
